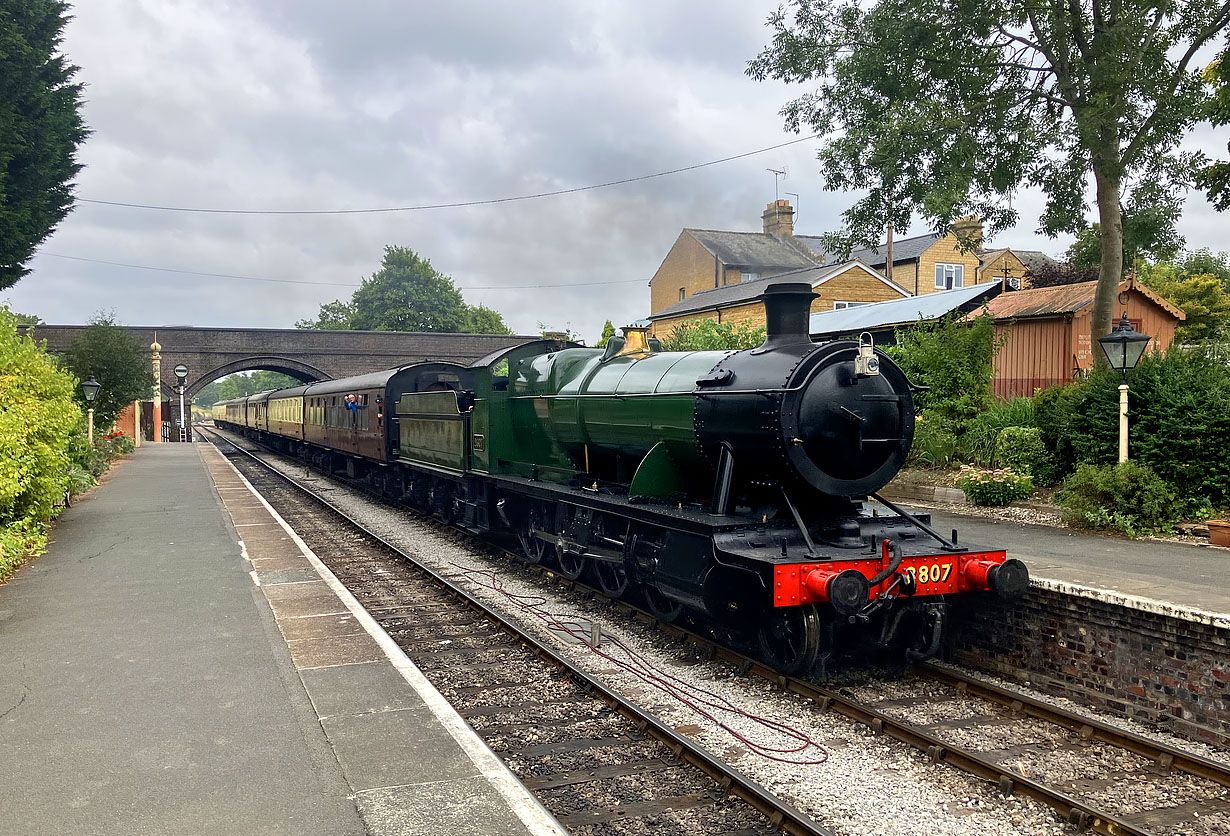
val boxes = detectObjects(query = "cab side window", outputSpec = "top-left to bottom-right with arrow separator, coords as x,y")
492,359 -> 509,391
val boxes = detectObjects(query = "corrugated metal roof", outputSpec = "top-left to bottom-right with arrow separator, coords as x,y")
971,279 -> 1185,321
686,229 -> 819,270
809,281 -> 1002,338
972,281 -> 1099,319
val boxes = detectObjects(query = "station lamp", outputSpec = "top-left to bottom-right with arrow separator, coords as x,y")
82,376 -> 101,446
1097,313 -> 1151,462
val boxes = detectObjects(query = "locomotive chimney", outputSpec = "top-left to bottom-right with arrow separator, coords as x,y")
756,282 -> 817,351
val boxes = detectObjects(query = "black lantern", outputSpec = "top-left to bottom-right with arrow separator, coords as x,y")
1097,313 -> 1151,382
81,376 -> 101,403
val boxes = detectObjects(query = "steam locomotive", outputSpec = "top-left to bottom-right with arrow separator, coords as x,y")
214,282 -> 1027,674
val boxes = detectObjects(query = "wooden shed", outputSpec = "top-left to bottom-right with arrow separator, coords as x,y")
966,280 -> 1185,398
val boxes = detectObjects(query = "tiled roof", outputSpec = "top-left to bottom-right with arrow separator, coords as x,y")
809,282 -> 1003,338
793,232 -> 943,267
1015,250 -> 1060,273
650,261 -> 912,321
686,229 -> 818,270
649,265 -> 834,320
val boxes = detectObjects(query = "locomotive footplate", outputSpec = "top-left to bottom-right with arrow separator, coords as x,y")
713,522 -> 1029,611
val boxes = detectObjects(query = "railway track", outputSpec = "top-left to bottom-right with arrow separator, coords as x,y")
202,428 -> 831,836
203,427 -> 1230,836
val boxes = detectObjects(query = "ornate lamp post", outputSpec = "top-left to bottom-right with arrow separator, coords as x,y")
150,335 -> 162,443
81,376 -> 101,446
1097,313 -> 1151,463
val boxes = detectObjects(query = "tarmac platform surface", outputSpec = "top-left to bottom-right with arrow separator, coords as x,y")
922,509 -> 1230,617
0,444 -> 562,836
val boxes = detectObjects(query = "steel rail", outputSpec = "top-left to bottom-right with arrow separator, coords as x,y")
200,429 -> 835,836
205,426 -> 1221,836
918,662 -> 1230,789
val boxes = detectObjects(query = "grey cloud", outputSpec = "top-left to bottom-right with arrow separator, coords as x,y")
7,0 -> 1225,353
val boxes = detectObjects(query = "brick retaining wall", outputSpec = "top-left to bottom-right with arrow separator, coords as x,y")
947,583 -> 1230,746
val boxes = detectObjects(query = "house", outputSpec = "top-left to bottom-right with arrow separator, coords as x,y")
977,248 -> 1061,288
649,260 -> 911,338
647,200 -> 989,336
965,280 -> 1186,397
837,217 -> 984,297
808,281 -> 1004,342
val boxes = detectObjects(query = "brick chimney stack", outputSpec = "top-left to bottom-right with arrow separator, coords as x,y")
952,215 -> 983,250
762,199 -> 794,238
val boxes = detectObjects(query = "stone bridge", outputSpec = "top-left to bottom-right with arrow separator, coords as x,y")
32,325 -> 532,401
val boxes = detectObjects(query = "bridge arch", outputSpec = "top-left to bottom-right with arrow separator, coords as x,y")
185,356 -> 331,400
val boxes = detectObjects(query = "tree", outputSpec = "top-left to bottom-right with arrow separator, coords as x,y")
1197,51 -> 1230,208
1139,261 -> 1230,342
749,0 -> 1230,365
1180,249 -> 1230,287
296,245 -> 513,334
537,322 -> 583,344
596,320 -> 616,346
658,318 -> 766,352
194,380 -> 222,407
0,1 -> 88,288
1065,218 -> 1184,273
462,304 -> 514,336
213,371 -> 301,400
294,299 -> 356,330
59,314 -> 154,430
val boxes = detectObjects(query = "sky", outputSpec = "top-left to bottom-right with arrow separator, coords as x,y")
4,0 -> 1228,344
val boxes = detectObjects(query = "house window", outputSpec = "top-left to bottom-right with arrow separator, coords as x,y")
743,272 -> 761,282
833,301 -> 871,310
934,263 -> 965,289
679,287 -> 686,301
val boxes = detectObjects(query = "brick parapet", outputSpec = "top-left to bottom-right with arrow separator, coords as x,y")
948,583 -> 1230,746
30,325 -> 531,400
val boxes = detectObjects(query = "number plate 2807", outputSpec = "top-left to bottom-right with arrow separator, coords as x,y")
904,562 -> 954,588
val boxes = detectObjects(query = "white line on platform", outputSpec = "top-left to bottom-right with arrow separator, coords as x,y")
213,450 -> 569,836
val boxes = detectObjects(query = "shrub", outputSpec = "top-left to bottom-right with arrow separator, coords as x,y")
907,414 -> 959,467
1037,348 -> 1230,508
658,318 -> 766,351
892,312 -> 1006,432
957,466 -> 1034,506
65,465 -> 95,497
102,430 -> 135,458
995,426 -> 1059,486
0,519 -> 47,579
958,397 -> 1038,465
1057,461 -> 1183,537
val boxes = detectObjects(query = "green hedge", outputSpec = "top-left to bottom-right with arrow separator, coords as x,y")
0,307 -> 83,579
1036,348 -> 1230,508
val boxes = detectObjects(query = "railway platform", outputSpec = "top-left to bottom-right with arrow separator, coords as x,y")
919,508 -> 1230,618
0,444 -> 563,836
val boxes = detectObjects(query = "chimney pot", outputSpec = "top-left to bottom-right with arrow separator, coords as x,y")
762,199 -> 795,238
